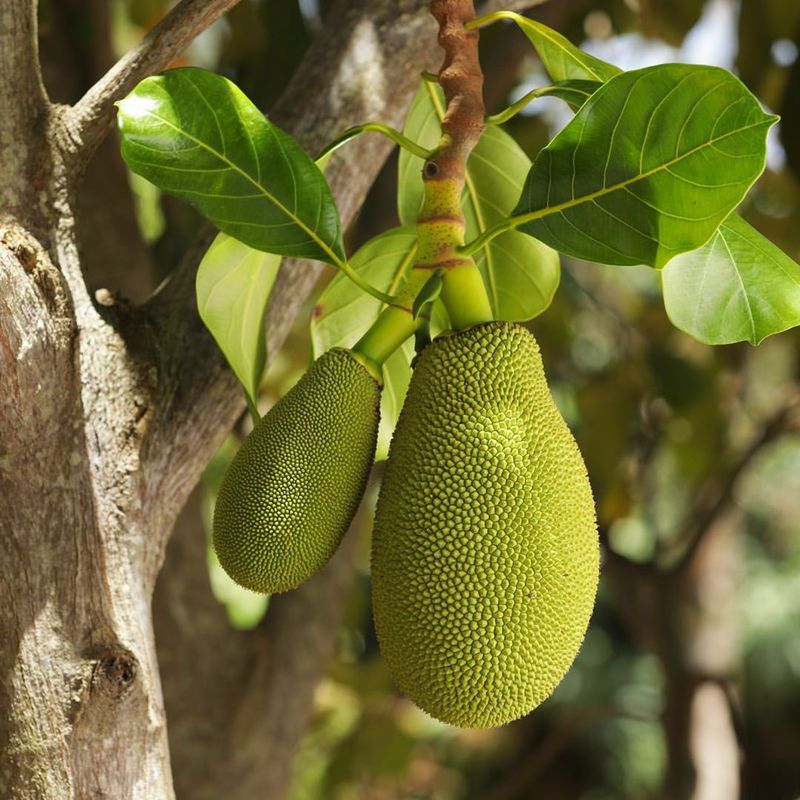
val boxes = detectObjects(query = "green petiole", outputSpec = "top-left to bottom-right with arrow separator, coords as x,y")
316,122 -> 432,162
486,81 -> 598,124
244,393 -> 261,426
486,86 -> 554,125
336,259 -> 399,306
465,9 -> 535,32
459,217 -> 521,258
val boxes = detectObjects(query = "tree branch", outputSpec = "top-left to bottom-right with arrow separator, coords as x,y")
0,0 -> 51,223
61,0 -> 242,170
155,480 -> 367,800
669,393 -> 800,575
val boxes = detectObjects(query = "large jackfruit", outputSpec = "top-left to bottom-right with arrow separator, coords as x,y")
214,348 -> 380,594
371,322 -> 598,727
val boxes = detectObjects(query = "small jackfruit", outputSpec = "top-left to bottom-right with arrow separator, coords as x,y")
213,348 -> 380,594
371,321 -> 598,727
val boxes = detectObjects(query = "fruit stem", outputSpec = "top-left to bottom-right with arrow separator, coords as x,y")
349,0 -> 496,373
352,305 -> 416,375
439,263 -> 493,329
416,0 -> 494,330
351,270 -> 431,373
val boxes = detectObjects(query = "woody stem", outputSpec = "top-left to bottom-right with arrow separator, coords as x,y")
415,0 -> 493,330
352,0 -> 493,374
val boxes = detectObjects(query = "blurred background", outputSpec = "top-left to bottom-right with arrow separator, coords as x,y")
38,0 -> 800,798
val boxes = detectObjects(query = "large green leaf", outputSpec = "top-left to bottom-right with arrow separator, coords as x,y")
398,82 -> 560,320
117,67 -> 344,264
513,64 -> 777,268
508,13 -> 621,82
196,233 -> 281,410
464,126 -> 560,318
310,227 -> 417,453
662,214 -> 800,344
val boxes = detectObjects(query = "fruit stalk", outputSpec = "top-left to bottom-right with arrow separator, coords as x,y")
416,0 -> 493,330
353,0 -> 494,372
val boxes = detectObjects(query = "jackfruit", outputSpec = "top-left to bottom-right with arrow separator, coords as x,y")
371,321 -> 598,727
214,348 -> 380,594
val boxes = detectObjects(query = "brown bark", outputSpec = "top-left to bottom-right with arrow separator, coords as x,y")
0,219 -> 175,797
0,0 -> 51,228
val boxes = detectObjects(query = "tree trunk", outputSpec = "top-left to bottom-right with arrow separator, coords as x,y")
0,213 -> 177,797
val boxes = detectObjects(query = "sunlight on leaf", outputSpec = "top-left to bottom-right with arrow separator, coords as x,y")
662,214 -> 800,344
196,233 -> 281,409
514,64 -> 777,268
118,67 -> 344,264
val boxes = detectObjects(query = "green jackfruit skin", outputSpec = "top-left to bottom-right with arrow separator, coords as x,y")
213,348 -> 380,594
371,322 -> 598,728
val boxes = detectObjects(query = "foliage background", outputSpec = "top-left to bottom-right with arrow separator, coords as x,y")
39,0 -> 800,797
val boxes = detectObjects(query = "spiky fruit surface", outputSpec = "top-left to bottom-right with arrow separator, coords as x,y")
214,348 -> 380,594
371,322 -> 598,727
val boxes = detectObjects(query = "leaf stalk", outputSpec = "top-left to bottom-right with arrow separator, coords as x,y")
316,122 -> 432,162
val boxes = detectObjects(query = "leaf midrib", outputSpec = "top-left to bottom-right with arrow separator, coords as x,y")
520,118 -> 770,229
135,106 -> 343,267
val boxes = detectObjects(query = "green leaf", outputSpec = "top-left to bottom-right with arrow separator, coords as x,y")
196,233 -> 281,409
513,64 -> 777,268
398,82 -> 443,226
117,67 -> 344,264
310,227 -> 418,452
479,230 -> 560,319
398,82 -> 560,321
662,214 -> 800,345
511,14 -> 621,82
375,341 -> 416,460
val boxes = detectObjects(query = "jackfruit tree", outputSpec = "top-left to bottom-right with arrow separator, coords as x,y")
112,0 -> 798,732
3,0 -> 800,796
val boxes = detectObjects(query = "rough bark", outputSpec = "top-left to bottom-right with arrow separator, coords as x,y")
0,0 -> 51,228
0,216 -> 174,797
